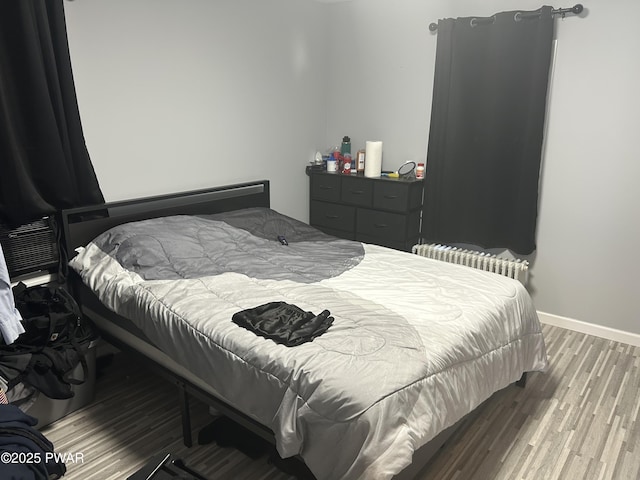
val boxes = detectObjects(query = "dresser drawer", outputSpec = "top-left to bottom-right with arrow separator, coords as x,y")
373,181 -> 417,212
356,208 -> 411,242
310,200 -> 355,233
311,174 -> 341,202
340,176 -> 373,207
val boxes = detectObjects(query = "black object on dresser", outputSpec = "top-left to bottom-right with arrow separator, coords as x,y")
309,171 -> 424,251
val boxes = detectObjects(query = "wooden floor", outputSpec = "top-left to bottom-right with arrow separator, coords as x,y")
40,324 -> 640,480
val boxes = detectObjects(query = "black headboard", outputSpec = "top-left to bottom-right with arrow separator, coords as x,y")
60,180 -> 270,257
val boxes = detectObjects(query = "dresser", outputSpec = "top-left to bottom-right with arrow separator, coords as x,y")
308,170 -> 424,252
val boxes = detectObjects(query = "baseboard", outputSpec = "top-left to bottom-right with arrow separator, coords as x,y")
537,311 -> 640,347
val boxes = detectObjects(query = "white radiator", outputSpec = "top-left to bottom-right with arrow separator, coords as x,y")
412,243 -> 529,285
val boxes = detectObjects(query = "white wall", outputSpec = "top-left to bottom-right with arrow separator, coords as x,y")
64,0 -> 328,222
324,0 -> 640,336
65,0 -> 640,337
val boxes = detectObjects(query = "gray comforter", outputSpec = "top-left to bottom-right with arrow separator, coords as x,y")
69,207 -> 548,480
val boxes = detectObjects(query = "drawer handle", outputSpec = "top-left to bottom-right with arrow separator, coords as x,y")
319,185 -> 334,190
384,195 -> 398,199
374,223 -> 388,228
325,214 -> 339,219
350,190 -> 364,195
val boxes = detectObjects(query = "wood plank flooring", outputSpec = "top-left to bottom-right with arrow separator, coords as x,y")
40,324 -> 640,479
416,324 -> 640,480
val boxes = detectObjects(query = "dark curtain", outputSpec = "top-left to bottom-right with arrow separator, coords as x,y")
423,7 -> 555,255
0,0 -> 104,226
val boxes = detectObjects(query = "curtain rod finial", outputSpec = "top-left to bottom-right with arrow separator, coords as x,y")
429,22 -> 438,32
572,4 -> 584,14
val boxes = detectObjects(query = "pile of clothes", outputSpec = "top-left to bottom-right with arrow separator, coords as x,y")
0,244 -> 67,478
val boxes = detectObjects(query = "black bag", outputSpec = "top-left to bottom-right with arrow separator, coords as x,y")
1,282 -> 98,399
12,283 -> 87,346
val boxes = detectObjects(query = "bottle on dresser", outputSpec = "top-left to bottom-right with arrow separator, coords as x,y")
355,149 -> 365,174
340,136 -> 352,174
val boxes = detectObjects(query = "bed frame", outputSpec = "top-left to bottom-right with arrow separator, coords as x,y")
60,180 -> 275,436
58,179 -> 478,479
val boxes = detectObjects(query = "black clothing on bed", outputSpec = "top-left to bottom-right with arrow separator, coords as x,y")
232,302 -> 333,347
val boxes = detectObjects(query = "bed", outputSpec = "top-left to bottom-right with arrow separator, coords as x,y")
60,179 -> 548,480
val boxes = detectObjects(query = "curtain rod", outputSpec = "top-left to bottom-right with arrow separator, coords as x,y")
428,4 -> 584,32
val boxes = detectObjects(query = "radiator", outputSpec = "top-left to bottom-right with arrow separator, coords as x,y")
412,243 -> 529,284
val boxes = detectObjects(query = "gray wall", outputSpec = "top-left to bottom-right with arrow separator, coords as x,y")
323,0 -> 640,335
65,0 -> 640,336
64,0 -> 328,222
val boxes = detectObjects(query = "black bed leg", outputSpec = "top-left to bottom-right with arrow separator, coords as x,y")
516,372 -> 527,388
178,384 -> 193,447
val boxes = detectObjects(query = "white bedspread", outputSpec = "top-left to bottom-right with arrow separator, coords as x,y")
69,211 -> 547,480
